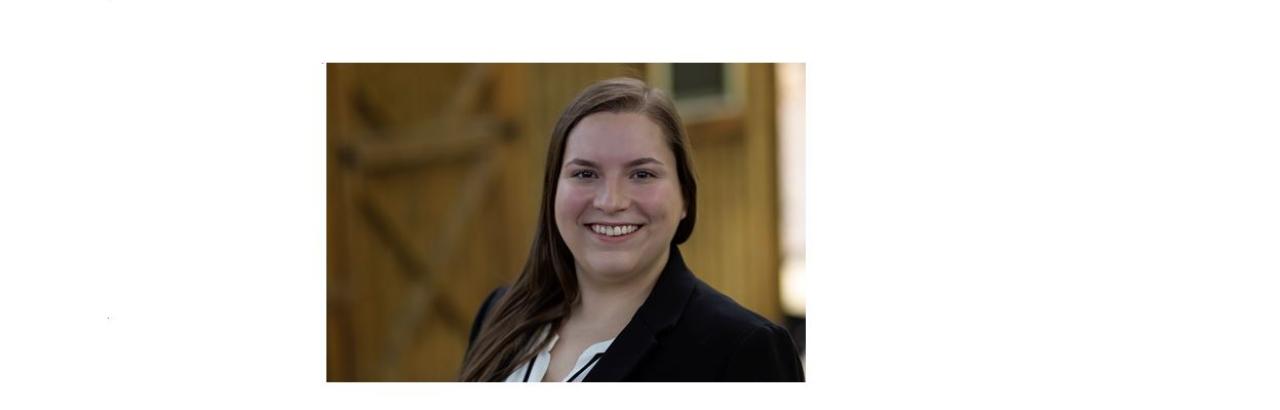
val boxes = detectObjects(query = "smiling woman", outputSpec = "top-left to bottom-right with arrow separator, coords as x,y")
458,78 -> 803,382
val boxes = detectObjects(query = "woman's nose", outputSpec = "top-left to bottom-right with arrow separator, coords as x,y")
593,179 -> 629,212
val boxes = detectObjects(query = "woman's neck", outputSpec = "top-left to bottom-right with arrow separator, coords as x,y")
569,248 -> 670,332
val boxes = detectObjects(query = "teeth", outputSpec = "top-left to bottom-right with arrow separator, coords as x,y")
591,224 -> 639,237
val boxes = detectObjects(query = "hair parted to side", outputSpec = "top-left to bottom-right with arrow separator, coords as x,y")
458,77 -> 698,381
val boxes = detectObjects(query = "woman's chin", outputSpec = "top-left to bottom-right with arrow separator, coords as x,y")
580,255 -> 642,282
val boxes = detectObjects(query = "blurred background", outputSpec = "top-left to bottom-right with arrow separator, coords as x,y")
327,63 -> 805,381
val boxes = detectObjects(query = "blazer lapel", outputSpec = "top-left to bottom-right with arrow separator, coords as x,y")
583,245 -> 697,381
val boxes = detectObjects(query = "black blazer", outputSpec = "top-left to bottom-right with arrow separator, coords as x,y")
466,246 -> 805,382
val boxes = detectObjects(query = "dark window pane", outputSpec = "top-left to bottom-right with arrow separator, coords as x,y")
671,63 -> 725,100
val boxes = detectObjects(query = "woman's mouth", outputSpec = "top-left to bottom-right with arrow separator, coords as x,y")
586,223 -> 643,242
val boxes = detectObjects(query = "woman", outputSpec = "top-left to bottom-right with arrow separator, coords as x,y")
459,77 -> 804,382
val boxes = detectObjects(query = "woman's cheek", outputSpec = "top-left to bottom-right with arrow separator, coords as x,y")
556,185 -> 594,225
554,185 -> 576,225
559,185 -> 591,209
631,183 -> 678,217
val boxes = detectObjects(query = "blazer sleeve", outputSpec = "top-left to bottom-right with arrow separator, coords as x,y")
722,323 -> 806,382
466,286 -> 509,354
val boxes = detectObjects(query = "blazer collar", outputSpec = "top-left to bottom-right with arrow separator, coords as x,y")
582,245 -> 697,381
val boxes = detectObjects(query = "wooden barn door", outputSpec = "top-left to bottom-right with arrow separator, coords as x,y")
327,63 -> 519,381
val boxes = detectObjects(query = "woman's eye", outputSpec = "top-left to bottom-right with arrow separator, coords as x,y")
632,170 -> 655,179
570,170 -> 597,179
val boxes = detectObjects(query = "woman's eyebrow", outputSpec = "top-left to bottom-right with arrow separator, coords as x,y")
564,157 -> 665,168
624,157 -> 665,167
565,158 -> 598,168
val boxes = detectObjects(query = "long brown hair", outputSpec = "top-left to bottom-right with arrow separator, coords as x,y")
458,77 -> 698,381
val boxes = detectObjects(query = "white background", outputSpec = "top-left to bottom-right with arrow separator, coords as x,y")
1,1 -> 1277,409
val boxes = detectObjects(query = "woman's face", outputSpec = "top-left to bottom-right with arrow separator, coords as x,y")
555,112 -> 685,286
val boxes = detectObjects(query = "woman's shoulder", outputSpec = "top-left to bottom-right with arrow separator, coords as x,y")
679,279 -> 788,339
675,279 -> 803,381
662,278 -> 805,381
467,286 -> 509,349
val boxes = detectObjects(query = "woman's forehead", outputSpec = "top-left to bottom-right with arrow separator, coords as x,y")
564,112 -> 673,164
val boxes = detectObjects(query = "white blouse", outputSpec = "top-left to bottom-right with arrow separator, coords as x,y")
504,324 -> 614,382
